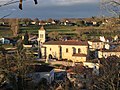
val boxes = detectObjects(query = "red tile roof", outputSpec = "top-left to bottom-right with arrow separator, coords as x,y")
39,26 -> 45,31
44,40 -> 88,46
90,39 -> 102,42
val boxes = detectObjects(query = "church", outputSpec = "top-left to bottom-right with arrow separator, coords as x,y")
38,26 -> 88,62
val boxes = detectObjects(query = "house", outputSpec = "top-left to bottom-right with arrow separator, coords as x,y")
0,38 -> 11,44
88,39 -> 105,58
26,65 -> 54,85
0,22 -> 5,26
38,26 -> 88,62
100,36 -> 106,42
83,62 -> 100,75
88,39 -> 104,50
66,64 -> 95,89
100,36 -> 114,43
31,21 -> 36,25
51,20 -> 56,24
98,46 -> 120,58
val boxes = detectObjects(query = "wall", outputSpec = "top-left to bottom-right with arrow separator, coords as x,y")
72,56 -> 86,62
38,30 -> 45,43
27,70 -> 54,85
98,51 -> 120,58
88,41 -> 104,50
43,44 -> 88,62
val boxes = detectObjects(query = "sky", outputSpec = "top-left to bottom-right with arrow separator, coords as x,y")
0,0 -> 109,19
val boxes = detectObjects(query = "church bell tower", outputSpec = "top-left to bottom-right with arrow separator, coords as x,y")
38,26 -> 46,43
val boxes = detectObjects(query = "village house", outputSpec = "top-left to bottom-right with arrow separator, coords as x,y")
88,35 -> 119,58
98,46 -> 120,58
88,39 -> 105,58
66,64 -> 96,89
0,37 -> 12,44
38,26 -> 88,62
88,39 -> 104,50
100,36 -> 118,43
26,65 -> 54,85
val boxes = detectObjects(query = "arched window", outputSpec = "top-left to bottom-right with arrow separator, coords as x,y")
78,48 -> 81,53
66,48 -> 68,53
73,47 -> 76,54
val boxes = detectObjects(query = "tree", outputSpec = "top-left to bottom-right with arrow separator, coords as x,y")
9,18 -> 20,36
81,34 -> 88,40
23,31 -> 29,45
20,18 -> 32,26
34,18 -> 39,26
47,18 -> 53,23
92,56 -> 120,90
48,31 -> 59,40
101,0 -> 120,18
0,38 -> 35,90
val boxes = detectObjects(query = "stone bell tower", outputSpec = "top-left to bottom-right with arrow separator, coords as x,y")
38,26 -> 46,43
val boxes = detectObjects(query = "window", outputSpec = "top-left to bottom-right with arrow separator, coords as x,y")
66,48 -> 68,53
73,47 -> 76,54
78,48 -> 81,53
40,34 -> 43,38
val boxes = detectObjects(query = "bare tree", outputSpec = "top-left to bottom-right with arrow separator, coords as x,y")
9,18 -> 20,36
0,0 -> 38,10
0,39 -> 35,90
100,0 -> 120,18
92,56 -> 120,90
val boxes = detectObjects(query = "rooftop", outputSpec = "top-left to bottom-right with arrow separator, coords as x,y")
39,26 -> 45,31
101,46 -> 120,52
28,65 -> 54,72
90,39 -> 102,42
44,40 -> 88,46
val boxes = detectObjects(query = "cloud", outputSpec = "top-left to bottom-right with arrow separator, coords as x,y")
51,0 -> 98,5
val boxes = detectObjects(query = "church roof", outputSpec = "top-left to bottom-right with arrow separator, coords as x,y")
39,26 -> 45,31
44,40 -> 88,46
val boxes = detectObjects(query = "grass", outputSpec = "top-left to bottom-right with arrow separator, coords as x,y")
20,25 -> 76,35
0,30 -> 12,37
0,24 -> 120,39
2,44 -> 14,48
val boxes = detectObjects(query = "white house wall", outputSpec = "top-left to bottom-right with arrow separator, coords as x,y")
28,71 -> 54,85
98,51 -> 120,58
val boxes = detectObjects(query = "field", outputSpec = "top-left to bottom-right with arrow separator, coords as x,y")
0,24 -> 120,39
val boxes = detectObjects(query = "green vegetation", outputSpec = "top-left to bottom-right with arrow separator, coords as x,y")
0,20 -> 120,40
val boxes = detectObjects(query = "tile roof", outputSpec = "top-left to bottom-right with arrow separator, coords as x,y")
44,40 -> 88,46
29,65 -> 54,72
39,26 -> 45,31
90,39 -> 102,42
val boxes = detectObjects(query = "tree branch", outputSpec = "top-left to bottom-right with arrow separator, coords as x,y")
0,0 -> 20,8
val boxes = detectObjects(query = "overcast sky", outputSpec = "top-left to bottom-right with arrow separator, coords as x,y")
0,0 -> 108,19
